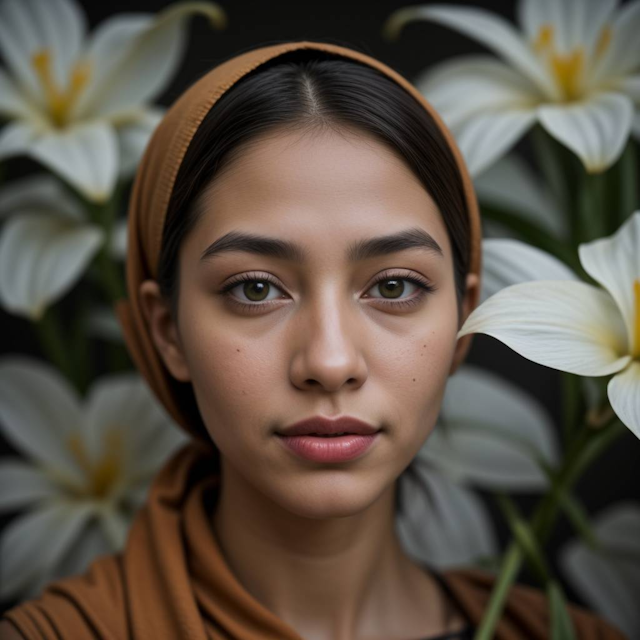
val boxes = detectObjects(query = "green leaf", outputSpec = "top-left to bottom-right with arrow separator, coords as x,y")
546,580 -> 577,640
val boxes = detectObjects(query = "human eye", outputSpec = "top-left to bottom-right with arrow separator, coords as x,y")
219,272 -> 287,313
364,269 -> 438,310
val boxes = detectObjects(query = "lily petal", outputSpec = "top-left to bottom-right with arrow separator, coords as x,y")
0,173 -> 84,220
396,464 -> 498,568
0,0 -> 87,107
28,120 -> 119,202
0,68 -> 36,118
96,504 -> 130,550
0,459 -> 60,512
517,0 -> 617,65
0,120 -> 37,161
415,55 -> 541,129
0,357 -> 85,483
0,213 -> 104,319
592,0 -> 640,81
457,280 -> 632,376
538,91 -> 634,173
481,238 -> 579,302
0,501 -> 95,601
473,153 -> 568,241
423,365 -> 560,491
75,3 -> 226,121
578,211 -> 640,355
608,361 -> 640,440
116,106 -> 164,177
386,4 -> 558,99
414,56 -> 539,176
83,373 -> 185,478
560,502 -> 640,640
45,521 -> 109,587
451,107 -> 538,177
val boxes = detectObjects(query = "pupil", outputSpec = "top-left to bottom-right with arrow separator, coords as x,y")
245,281 -> 269,301
381,279 -> 403,299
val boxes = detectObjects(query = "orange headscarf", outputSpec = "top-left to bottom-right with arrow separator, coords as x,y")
2,40 -> 628,640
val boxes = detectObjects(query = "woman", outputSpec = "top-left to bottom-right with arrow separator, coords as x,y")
1,40 -> 627,640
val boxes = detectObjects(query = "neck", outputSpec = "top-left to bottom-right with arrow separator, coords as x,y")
211,457 -> 450,640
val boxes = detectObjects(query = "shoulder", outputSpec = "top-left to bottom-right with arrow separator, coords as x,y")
1,553 -> 128,640
440,567 -> 629,639
0,619 -> 26,640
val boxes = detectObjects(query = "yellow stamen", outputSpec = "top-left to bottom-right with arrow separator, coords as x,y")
533,23 -> 587,101
594,25 -> 612,60
67,428 -> 123,499
31,48 -> 90,127
550,49 -> 585,101
633,278 -> 640,358
533,24 -> 554,53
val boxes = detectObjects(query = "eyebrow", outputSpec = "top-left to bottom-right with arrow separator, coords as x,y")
199,227 -> 444,264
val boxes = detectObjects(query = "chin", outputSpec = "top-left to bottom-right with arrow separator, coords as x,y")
270,473 -> 392,520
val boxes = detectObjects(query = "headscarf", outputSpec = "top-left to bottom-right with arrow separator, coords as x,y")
3,40 -> 628,640
113,38 -> 483,443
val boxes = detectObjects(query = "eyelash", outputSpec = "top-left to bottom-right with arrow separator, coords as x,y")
219,270 -> 438,313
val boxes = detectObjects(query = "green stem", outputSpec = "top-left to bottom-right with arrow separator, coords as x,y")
560,371 -> 581,449
35,304 -> 80,391
85,183 -> 126,304
473,417 -> 628,640
577,171 -> 607,243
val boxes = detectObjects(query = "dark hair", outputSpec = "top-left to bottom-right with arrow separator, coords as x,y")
158,47 -> 470,328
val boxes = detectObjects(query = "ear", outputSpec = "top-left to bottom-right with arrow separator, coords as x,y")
449,271 -> 480,376
138,279 -> 191,382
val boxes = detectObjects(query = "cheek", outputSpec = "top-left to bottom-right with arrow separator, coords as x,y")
380,299 -> 458,432
178,303 -> 278,444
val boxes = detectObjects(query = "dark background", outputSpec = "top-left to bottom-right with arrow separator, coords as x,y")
1,0 -> 638,617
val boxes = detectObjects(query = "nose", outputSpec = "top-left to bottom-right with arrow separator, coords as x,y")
289,293 -> 368,393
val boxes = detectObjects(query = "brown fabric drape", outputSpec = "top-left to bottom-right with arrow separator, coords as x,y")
4,440 -> 628,639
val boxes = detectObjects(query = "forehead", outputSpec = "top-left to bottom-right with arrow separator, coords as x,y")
190,128 -> 451,262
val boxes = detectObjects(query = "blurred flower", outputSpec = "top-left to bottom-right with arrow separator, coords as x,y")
0,0 -> 226,201
0,174 -> 104,319
0,356 -> 189,601
560,502 -> 640,639
396,364 -> 559,568
384,0 -> 640,175
473,153 -> 569,242
457,211 -> 640,439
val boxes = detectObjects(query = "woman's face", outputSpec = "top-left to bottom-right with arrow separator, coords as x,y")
142,127 -> 478,518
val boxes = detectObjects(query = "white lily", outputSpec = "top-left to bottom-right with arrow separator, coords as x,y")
396,363 -> 559,568
560,502 -> 640,639
457,210 -> 640,439
0,357 -> 189,601
0,174 -> 104,319
384,0 -> 640,176
0,0 -> 226,202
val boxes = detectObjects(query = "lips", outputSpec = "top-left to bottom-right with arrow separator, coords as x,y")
276,415 -> 380,437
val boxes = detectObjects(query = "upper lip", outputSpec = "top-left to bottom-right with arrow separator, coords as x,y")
277,416 -> 380,436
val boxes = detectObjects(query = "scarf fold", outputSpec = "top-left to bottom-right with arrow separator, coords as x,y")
4,440 -> 627,639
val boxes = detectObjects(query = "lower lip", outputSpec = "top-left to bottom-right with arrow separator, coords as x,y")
276,433 -> 380,462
